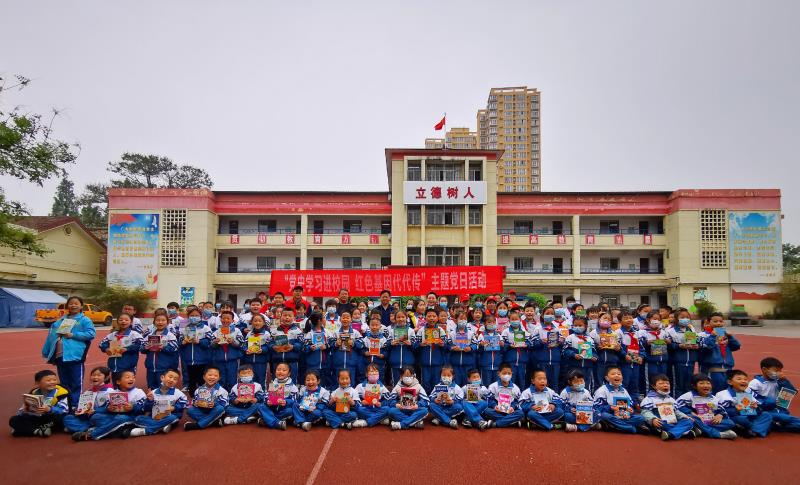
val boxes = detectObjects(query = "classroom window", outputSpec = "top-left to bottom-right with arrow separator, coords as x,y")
426,162 -> 464,181
426,247 -> 463,266
600,258 -> 620,270
469,248 -> 482,266
426,205 -> 463,225
468,161 -> 482,181
513,257 -> 534,271
256,256 -> 276,270
407,247 -> 421,266
407,206 -> 421,225
343,220 -> 362,233
258,219 -> 277,233
468,206 -> 482,225
407,162 -> 422,181
343,257 -> 362,269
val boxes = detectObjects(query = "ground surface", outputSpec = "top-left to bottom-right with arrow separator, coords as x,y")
1,327 -> 799,485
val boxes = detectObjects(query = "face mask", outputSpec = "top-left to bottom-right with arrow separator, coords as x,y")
639,312 -> 648,319
554,308 -> 565,317
649,320 -> 662,329
678,318 -> 691,327
572,384 -> 585,392
470,379 -> 482,386
457,322 -> 467,330
767,371 -> 780,380
588,319 -> 598,326
168,309 -> 178,317
368,374 -> 379,384
575,310 -> 586,317
510,320 -> 520,328
327,307 -> 336,314
485,324 -> 497,332
474,302 -> 483,309
402,376 -> 414,386
498,309 -> 508,317
188,316 -> 201,324
441,376 -> 452,385
598,321 -> 611,329
406,303 -> 413,310
543,315 -> 555,324
215,303 -> 222,310
573,326 -> 585,335
240,376 -> 253,383
500,374 -> 512,383
202,309 -> 212,319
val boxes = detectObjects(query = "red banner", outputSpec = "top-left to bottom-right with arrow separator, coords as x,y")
269,266 -> 506,297
529,234 -> 538,245
614,234 -> 624,245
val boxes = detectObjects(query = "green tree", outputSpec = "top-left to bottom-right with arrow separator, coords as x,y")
76,182 -> 109,229
50,176 -> 79,216
108,152 -> 213,189
783,243 -> 800,274
86,281 -> 152,319
1,75 -> 77,255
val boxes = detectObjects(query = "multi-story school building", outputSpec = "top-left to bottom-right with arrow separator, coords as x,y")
106,148 -> 783,316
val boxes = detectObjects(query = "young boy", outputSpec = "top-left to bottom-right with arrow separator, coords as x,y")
446,312 -> 478,386
207,300 -> 239,331
478,315 -> 506,388
619,310 -> 644,399
179,308 -> 213,394
355,363 -> 391,428
222,364 -> 264,425
257,362 -> 297,430
210,310 -> 245,390
270,308 -> 305,382
699,312 -> 740,393
122,303 -> 145,334
129,368 -> 187,436
184,366 -> 229,431
747,357 -> 800,432
716,369 -> 772,438
140,313 -> 180,390
237,298 -> 264,334
73,370 -> 147,441
562,316 -> 597,393
530,309 -> 564,392
241,313 -> 271,388
520,369 -> 564,431
99,313 -> 143,381
521,302 -> 538,332
502,309 -> 531,389
323,369 -> 361,429
593,366 -> 647,434
63,366 -> 112,433
293,370 -> 331,431
639,374 -> 696,440
417,308 -> 447,393
360,315 -> 388,382
428,365 -> 464,429
388,311 -> 416,387
304,312 -> 334,390
331,311 -> 363,388
10,369 -> 69,437
482,363 -> 524,428
460,369 -> 490,430
676,373 -> 737,439
590,313 -> 625,391
665,308 -> 700,397
560,370 -> 599,432
641,314 -> 669,394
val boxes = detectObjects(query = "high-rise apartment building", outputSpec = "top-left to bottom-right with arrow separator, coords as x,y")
425,127 -> 478,150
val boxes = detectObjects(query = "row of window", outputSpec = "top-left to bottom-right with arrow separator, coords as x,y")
406,205 -> 483,225
222,256 -> 392,272
407,161 -> 483,182
224,219 -> 392,235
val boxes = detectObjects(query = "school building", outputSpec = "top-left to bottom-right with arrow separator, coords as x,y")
106,148 -> 783,316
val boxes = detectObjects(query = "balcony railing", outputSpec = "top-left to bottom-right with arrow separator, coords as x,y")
581,268 -> 664,274
578,228 -> 664,235
218,266 -> 385,273
219,229 -> 297,235
307,229 -> 386,234
506,268 -> 568,274
497,229 -> 573,235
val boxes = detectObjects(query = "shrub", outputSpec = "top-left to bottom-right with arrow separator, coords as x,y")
525,293 -> 548,309
85,281 -> 152,318
694,300 -> 718,320
774,281 -> 800,319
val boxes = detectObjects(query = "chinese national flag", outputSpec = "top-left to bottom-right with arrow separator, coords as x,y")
434,115 -> 446,131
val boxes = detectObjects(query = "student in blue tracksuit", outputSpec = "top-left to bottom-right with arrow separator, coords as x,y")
240,313 -> 271,388
140,313 -> 180,390
184,366 -> 229,431
9,369 -> 70,437
665,308 -> 701,397
42,296 -> 97,409
460,369 -> 491,430
589,313 -> 625,388
640,312 -> 669,393
676,373 -> 737,439
640,374 -> 696,440
222,364 -> 264,426
293,370 -> 331,431
270,309 -> 305,381
387,366 -> 429,430
331,311 -> 363,388
482,363 -> 525,428
446,311 -> 478,386
63,366 -> 113,433
129,368 -> 187,437
562,317 -> 598,392
477,315 -> 506,388
699,312 -> 741,393
257,362 -> 297,430
360,315 -> 389,384
323,369 -> 361,429
747,357 -> 800,433
72,370 -> 147,441
593,366 -> 646,434
210,311 -> 245,390
618,311 -> 644,399
179,307 -> 213,394
560,370 -> 599,432
428,365 -> 464,429
355,363 -> 391,427
520,368 -> 565,431
417,308 -> 447,393
501,310 -> 532,389
716,369 -> 772,438
530,308 -> 565,390
388,311 -> 417,387
634,304 -> 652,331
303,313 -> 333,390
99,313 -> 143,381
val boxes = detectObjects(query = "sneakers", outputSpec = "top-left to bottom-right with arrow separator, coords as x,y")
245,416 -> 257,424
449,419 -> 458,429
552,423 -> 563,430
431,418 -> 441,426
352,419 -> 368,429
301,422 -> 312,432
380,418 -> 390,426
344,422 -> 353,430
71,431 -> 89,441
413,421 -> 425,429
391,421 -> 402,430
478,420 -> 491,431
33,426 -> 52,438
161,424 -> 173,434
216,418 -> 225,427
184,422 -> 200,431
565,424 -> 578,432
526,421 -> 535,430
591,422 -> 602,431
462,420 -> 472,428
661,431 -> 670,441
278,420 -> 287,430
129,427 -> 147,438
719,430 -> 738,440
223,417 -> 239,426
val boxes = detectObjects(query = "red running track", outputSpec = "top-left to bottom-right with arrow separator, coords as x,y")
1,329 -> 799,485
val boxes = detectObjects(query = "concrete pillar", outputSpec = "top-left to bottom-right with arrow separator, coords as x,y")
571,215 -> 581,278
300,213 -> 308,269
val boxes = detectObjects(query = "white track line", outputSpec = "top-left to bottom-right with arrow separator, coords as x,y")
305,428 -> 338,485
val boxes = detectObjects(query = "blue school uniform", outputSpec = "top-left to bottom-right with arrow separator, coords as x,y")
63,384 -> 112,433
519,386 -> 564,430
187,383 -> 228,429
640,391 -> 695,439
322,387 -> 360,428
292,385 -> 331,427
676,391 -> 735,438
748,375 -> 800,432
257,378 -> 297,429
620,329 -> 645,398
99,328 -> 143,375
304,328 -> 334,389
460,382 -> 490,426
387,380 -> 429,429
560,387 -> 598,432
134,387 -> 187,434
593,383 -> 646,434
42,312 -> 96,408
665,325 -> 700,397
331,327 -> 363,387
416,325 -> 447,393
502,325 -> 532,389
482,381 -> 525,427
530,323 -> 564,390
239,327 -> 271,388
179,323 -> 213,366
360,330 -> 390,382
88,387 -> 147,439
270,325 -> 305,381
140,328 -> 180,390
477,329 -> 507,390
562,333 -> 597,392
428,381 -> 465,424
445,327 -> 478,386
354,380 -> 391,426
225,381 -> 265,424
387,325 -> 417,386
716,387 -> 772,437
699,330 -> 741,393
641,329 -> 669,389
210,326 -> 245,390
590,328 -> 625,389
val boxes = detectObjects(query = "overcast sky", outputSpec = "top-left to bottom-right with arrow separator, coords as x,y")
2,0 -> 799,241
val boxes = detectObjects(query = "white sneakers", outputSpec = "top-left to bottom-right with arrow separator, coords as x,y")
565,424 -> 578,432
351,419 -> 368,428
391,421 -> 402,430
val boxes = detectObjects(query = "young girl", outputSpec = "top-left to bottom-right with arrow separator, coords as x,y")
210,310 -> 245,390
562,316 -> 597,392
355,363 -> 390,427
560,370 -> 599,432
446,312 -> 478,386
388,310 -> 416,386
141,313 -> 179,390
331,311 -> 363,388
460,369 -> 490,430
241,313 -> 271,388
619,310 -> 644,399
184,366 -> 228,431
257,362 -> 297,430
590,312 -> 625,390
222,364 -> 264,426
304,313 -> 334,390
501,310 -> 531,389
411,299 -> 427,329
494,301 -> 510,333
63,366 -> 112,433
323,369 -> 361,429
129,368 -> 187,436
641,310 -> 669,392
676,373 -> 737,439
428,365 -> 464,429
531,307 -> 564,390
417,308 -> 447,393
665,307 -> 700,397
270,309 -> 304,381
387,366 -> 429,430
360,315 -> 389,383
292,370 -> 330,431
699,312 -> 741,393
477,315 -> 505,387
72,370 -> 146,441
179,307 -> 213,394
98,313 -> 142,382
482,363 -> 524,428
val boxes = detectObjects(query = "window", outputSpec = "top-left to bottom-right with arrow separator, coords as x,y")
381,220 -> 391,234
513,257 -> 534,271
600,220 -> 620,234
426,247 -> 463,266
426,205 -> 463,225
407,247 -> 421,266
426,162 -> 464,181
469,248 -> 482,266
258,219 -> 277,233
514,220 -> 533,234
407,162 -> 422,181
468,161 -> 482,181
257,256 -> 276,270
468,206 -> 482,225
600,258 -> 620,270
228,220 -> 239,235
380,257 -> 391,268
161,209 -> 186,267
343,220 -> 362,233
700,209 -> 728,268
407,206 -> 421,225
343,257 -> 362,269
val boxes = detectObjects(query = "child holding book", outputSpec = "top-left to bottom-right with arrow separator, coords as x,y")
521,302 -> 539,332
446,312 -> 478,386
63,366 -> 112,433
699,312 -> 741,393
593,366 -> 647,434
747,357 -> 800,432
304,312 -> 334,390
716,369 -> 772,437
477,314 -> 506,389
641,311 -> 669,394
589,313 -> 625,391
140,313 -> 180,390
361,315 -> 389,383
293,370 -> 331,431
184,366 -> 229,431
640,374 -> 696,440
428,365 -> 464,429
530,307 -> 564,391
560,370 -> 599,432
482,363 -> 524,428
619,310 -> 644,400
676,373 -> 737,439
331,311 -> 363,388
665,308 -> 700,397
417,308 -> 447,393
562,317 -> 598,393
387,366 -> 429,430
10,369 -> 69,437
323,369 -> 362,429
99,312 -> 143,381
128,368 -> 187,436
257,362 -> 297,430
389,310 -> 417,387
520,368 -> 564,431
270,308 -> 305,383
179,307 -> 213,394
355,363 -> 391,427
501,309 -> 532,389
222,364 -> 265,426
72,370 -> 147,441
460,369 -> 490,430
241,313 -> 272,388
210,310 -> 245,390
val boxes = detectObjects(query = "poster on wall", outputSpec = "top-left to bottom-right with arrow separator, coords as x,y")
107,213 -> 159,298
180,287 -> 195,306
728,211 -> 782,283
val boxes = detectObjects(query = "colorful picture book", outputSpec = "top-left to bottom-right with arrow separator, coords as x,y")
713,327 -> 726,340
736,392 -> 757,416
333,390 -> 350,413
513,331 -> 526,348
195,387 -> 213,405
22,394 -> 44,414
268,383 -> 285,406
237,383 -> 255,401
576,400 -> 594,425
433,384 -> 450,401
656,402 -> 677,424
56,318 -> 77,335
76,391 -> 97,414
300,392 -> 319,412
393,326 -> 408,341
578,342 -> 593,359
338,332 -> 352,350
107,391 -> 129,407
273,333 -> 289,347
613,397 -> 631,419
496,388 -> 513,414
626,339 -> 643,363
424,328 -> 442,345
311,332 -> 325,347
152,395 -> 172,419
147,334 -> 163,351
368,338 -> 381,356
683,331 -> 698,346
547,331 -> 560,348
485,334 -> 500,351
247,335 -> 262,353
776,387 -> 797,410
650,339 -> 667,356
186,325 -> 200,342
454,332 -> 470,349
558,327 -> 570,339
465,384 -> 481,403
693,399 -> 714,424
399,387 -> 418,409
324,319 -> 338,334
363,384 -> 381,406
599,333 -> 618,350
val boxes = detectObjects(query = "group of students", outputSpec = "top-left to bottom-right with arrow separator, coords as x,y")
10,291 -> 799,441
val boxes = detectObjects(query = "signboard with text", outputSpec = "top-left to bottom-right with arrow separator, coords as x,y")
403,181 -> 487,205
107,213 -> 159,298
728,211 -> 782,283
